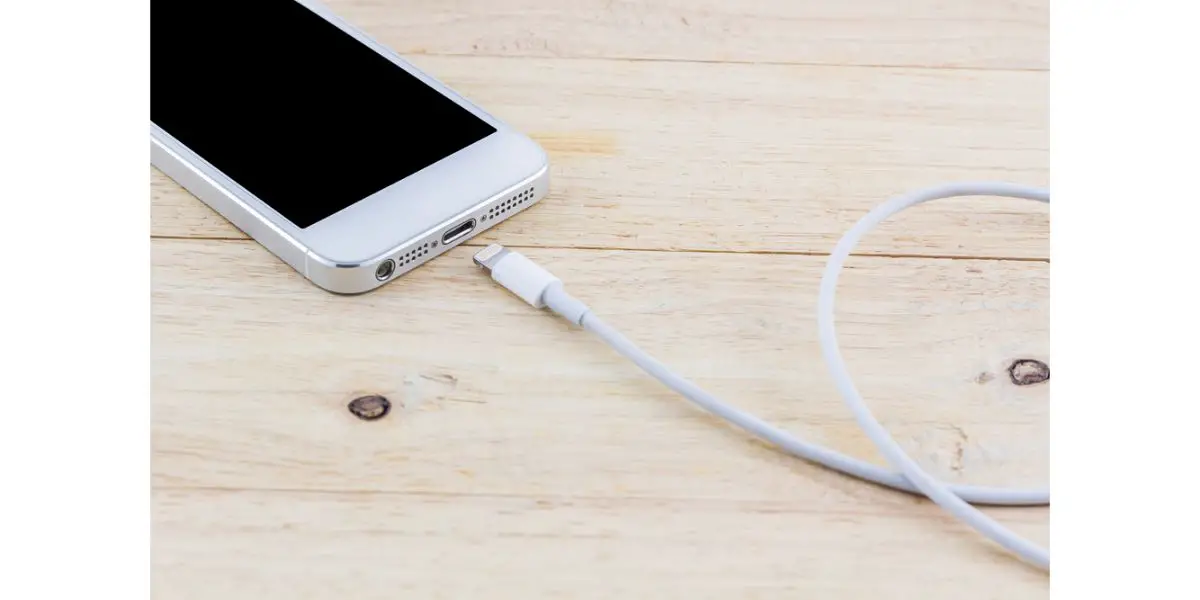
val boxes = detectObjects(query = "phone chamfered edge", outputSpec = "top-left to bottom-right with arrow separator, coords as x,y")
152,125 -> 550,295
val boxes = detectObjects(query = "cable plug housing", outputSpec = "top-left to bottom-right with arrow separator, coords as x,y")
474,244 -> 590,325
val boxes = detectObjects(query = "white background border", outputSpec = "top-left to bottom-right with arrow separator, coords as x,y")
2,0 -> 149,598
3,1 -> 1199,597
1052,1 -> 1199,596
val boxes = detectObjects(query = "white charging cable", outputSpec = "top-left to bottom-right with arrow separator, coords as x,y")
473,181 -> 1050,571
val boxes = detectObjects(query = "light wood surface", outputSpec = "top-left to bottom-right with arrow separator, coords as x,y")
152,1 -> 1049,597
317,0 -> 1048,70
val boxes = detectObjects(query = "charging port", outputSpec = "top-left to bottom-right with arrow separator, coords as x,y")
442,219 -> 477,245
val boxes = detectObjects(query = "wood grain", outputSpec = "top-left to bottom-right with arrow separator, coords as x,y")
152,239 -> 1047,596
152,56 -> 1048,259
154,488 -> 1046,599
152,2 -> 1049,596
320,0 -> 1048,70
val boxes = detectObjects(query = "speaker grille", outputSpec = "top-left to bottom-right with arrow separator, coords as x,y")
481,185 -> 535,223
398,241 -> 431,268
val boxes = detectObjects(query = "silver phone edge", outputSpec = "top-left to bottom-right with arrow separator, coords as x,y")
151,132 -> 550,295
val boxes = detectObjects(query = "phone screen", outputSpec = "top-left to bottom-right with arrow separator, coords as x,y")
151,0 -> 497,229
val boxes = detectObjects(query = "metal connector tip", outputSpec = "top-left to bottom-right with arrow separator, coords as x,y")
472,244 -> 511,272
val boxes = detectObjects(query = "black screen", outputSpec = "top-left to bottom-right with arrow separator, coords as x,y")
152,0 -> 497,229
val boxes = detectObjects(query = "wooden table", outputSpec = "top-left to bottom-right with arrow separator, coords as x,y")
151,1 -> 1049,597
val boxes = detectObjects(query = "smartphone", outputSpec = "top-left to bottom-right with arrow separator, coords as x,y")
151,0 -> 549,294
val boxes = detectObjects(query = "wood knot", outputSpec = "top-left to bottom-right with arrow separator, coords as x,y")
1008,359 -> 1050,386
348,395 -> 392,421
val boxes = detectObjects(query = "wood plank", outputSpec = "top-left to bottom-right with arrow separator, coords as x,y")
322,0 -> 1048,70
152,239 -> 1048,595
151,56 -> 1048,259
152,239 -> 1049,495
154,487 -> 1047,599
152,238 -> 1047,587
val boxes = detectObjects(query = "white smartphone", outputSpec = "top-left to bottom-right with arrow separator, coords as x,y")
151,0 -> 549,294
